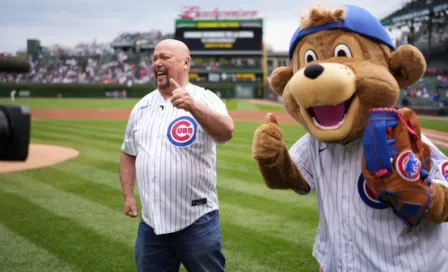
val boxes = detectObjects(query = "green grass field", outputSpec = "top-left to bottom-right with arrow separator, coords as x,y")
0,98 -> 447,272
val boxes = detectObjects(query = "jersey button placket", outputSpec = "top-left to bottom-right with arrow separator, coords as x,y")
157,100 -> 168,140
153,171 -> 161,231
154,100 -> 164,231
341,149 -> 353,271
344,149 -> 355,271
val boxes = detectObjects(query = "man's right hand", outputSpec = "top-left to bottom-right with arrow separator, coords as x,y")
124,196 -> 138,218
252,112 -> 284,164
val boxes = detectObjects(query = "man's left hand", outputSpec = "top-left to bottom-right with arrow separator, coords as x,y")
170,78 -> 196,112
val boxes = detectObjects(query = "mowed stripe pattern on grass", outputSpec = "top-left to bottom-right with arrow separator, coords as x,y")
0,119 -> 320,272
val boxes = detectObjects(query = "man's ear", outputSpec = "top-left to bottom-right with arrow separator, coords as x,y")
185,56 -> 191,70
269,67 -> 293,96
389,44 -> 426,89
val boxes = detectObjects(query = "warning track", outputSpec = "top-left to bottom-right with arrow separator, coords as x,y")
30,108 -> 448,149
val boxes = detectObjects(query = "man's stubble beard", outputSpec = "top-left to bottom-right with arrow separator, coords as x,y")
156,71 -> 171,90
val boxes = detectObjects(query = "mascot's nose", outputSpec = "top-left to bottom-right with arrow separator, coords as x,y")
304,64 -> 324,79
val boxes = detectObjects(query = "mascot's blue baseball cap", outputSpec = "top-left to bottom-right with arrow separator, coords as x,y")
288,5 -> 395,59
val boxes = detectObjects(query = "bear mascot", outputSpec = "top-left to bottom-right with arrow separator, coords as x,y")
252,4 -> 448,272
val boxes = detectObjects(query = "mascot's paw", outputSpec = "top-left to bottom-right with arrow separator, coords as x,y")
252,113 -> 284,165
362,107 -> 432,227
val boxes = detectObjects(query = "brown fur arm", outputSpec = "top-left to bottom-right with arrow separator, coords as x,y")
424,183 -> 448,224
252,113 -> 311,193
256,144 -> 311,192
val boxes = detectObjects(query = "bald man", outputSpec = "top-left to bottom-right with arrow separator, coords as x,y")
120,39 -> 234,272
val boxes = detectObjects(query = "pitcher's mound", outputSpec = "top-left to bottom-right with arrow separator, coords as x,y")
0,144 -> 80,173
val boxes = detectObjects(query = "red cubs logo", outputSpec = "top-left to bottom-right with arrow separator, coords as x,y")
395,150 -> 421,182
172,123 -> 194,141
440,161 -> 448,181
167,116 -> 197,147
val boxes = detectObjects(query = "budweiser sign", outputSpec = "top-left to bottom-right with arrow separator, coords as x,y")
180,7 -> 258,19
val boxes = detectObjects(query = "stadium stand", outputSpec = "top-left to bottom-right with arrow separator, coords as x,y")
0,1 -> 447,115
381,0 -> 448,115
0,30 -> 263,86
0,35 -> 155,85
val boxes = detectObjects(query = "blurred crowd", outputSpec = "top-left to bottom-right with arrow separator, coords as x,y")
0,36 -> 156,85
0,49 -> 153,85
0,46 -> 262,85
401,87 -> 448,108
1,23 -> 448,114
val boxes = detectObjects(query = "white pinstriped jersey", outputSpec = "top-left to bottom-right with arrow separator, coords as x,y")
290,133 -> 448,272
121,83 -> 229,235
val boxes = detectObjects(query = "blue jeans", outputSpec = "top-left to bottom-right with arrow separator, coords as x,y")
135,209 -> 225,272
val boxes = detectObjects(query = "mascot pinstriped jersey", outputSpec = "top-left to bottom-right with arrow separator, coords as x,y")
252,4 -> 448,272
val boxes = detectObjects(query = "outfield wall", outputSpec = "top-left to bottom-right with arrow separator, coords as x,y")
0,82 -> 265,99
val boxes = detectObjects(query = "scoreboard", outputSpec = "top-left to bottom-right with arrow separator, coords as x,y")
174,10 -> 265,88
188,72 -> 263,82
174,19 -> 263,55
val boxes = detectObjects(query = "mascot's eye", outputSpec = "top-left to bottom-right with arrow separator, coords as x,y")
334,44 -> 352,58
304,49 -> 318,63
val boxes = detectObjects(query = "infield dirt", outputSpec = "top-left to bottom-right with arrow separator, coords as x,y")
0,143 -> 80,174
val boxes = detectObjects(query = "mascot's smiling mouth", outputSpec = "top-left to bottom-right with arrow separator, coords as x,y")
286,62 -> 359,142
285,62 -> 358,138
307,94 -> 355,130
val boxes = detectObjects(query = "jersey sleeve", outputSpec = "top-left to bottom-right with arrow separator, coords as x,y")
198,89 -> 231,145
121,103 -> 139,156
422,134 -> 448,187
200,89 -> 230,117
288,133 -> 316,195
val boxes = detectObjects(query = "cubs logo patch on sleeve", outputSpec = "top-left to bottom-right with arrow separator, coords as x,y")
440,160 -> 448,181
167,116 -> 197,147
395,150 -> 422,182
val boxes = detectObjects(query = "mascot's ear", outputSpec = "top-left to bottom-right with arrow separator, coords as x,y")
269,66 -> 293,96
389,44 -> 427,89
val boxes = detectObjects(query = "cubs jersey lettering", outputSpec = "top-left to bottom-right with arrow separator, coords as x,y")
290,133 -> 448,272
121,83 -> 229,235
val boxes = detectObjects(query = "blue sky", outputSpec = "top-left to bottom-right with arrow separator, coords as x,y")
1,0 -> 407,54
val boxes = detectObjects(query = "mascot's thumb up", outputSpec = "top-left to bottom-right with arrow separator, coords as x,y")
266,112 -> 278,125
252,112 -> 284,164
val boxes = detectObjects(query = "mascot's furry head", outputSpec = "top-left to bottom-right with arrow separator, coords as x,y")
270,4 -> 426,144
